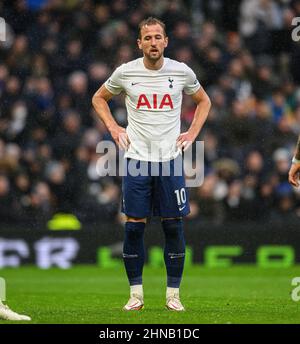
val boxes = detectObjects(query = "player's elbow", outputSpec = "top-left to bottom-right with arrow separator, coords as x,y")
92,92 -> 99,108
92,92 -> 105,110
194,90 -> 211,109
205,94 -> 212,109
198,94 -> 211,110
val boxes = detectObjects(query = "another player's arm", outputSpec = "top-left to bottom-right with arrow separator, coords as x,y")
288,135 -> 300,187
177,87 -> 211,151
92,85 -> 130,149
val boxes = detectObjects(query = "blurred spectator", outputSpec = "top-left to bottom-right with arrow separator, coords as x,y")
0,174 -> 24,223
52,110 -> 82,159
239,0 -> 283,55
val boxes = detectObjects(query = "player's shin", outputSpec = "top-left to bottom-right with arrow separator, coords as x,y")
123,221 -> 145,291
161,218 -> 185,288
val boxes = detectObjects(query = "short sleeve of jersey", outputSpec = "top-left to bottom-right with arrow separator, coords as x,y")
104,65 -> 124,95
182,63 -> 201,95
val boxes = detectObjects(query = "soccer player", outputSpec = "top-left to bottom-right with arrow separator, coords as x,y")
288,135 -> 300,187
92,17 -> 211,311
0,300 -> 31,321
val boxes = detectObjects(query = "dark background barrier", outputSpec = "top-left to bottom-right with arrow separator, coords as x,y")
0,221 -> 299,268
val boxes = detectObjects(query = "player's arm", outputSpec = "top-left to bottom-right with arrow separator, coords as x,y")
92,85 -> 130,149
288,135 -> 300,187
177,87 -> 211,151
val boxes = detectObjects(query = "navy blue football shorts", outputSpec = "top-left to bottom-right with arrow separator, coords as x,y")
121,155 -> 190,218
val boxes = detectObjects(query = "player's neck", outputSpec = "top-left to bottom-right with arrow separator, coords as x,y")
143,56 -> 164,70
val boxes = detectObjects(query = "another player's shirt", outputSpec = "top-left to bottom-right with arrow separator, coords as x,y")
104,57 -> 201,162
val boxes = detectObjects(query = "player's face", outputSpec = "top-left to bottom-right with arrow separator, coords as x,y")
137,24 -> 168,62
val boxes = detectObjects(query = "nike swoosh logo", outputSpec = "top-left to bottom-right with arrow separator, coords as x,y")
170,303 -> 179,309
130,301 -> 139,308
131,82 -> 140,86
179,205 -> 186,211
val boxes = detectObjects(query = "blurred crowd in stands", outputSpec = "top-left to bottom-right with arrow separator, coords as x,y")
1,0 -> 300,227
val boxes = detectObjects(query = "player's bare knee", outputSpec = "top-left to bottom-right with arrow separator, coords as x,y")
126,216 -> 147,223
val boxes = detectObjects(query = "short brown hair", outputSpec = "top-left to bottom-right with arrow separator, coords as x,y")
138,17 -> 166,39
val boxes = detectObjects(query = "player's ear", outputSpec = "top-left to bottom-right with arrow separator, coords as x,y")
164,36 -> 168,48
137,39 -> 142,50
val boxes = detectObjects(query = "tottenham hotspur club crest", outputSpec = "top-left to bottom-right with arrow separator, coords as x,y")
168,77 -> 174,88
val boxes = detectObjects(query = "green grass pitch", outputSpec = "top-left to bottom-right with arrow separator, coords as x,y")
0,265 -> 300,324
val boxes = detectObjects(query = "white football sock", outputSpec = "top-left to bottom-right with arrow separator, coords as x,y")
130,284 -> 143,298
166,287 -> 180,299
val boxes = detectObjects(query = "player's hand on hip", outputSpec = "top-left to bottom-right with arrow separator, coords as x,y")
176,131 -> 197,152
110,125 -> 130,150
288,163 -> 300,187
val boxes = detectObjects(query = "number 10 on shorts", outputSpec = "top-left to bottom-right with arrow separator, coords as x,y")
175,188 -> 186,206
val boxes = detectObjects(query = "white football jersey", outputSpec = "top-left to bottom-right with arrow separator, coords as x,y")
104,57 -> 201,162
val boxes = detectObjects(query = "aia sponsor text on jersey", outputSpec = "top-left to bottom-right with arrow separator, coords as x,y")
136,94 -> 174,109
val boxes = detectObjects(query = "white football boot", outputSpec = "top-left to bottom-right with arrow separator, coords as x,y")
166,292 -> 185,311
0,301 -> 31,321
123,293 -> 144,311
